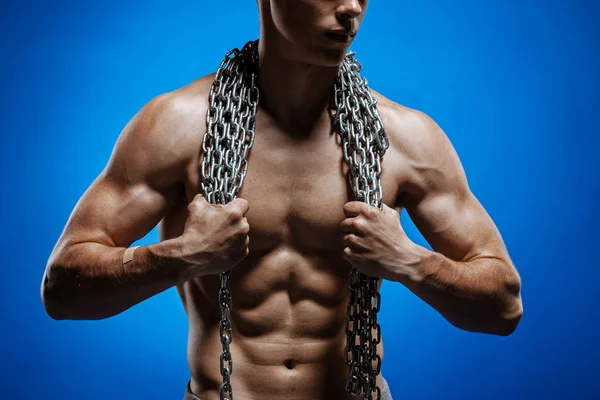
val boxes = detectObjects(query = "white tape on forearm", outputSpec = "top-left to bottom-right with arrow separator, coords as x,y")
123,245 -> 139,265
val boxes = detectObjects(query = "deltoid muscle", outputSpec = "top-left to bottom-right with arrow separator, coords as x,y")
200,39 -> 390,400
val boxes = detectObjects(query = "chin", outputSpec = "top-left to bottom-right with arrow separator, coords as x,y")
275,34 -> 351,67
301,45 -> 351,67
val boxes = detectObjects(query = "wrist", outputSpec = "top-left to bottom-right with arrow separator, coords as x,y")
145,239 -> 191,284
394,240 -> 431,285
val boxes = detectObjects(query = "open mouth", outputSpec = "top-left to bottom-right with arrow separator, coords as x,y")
325,31 -> 355,43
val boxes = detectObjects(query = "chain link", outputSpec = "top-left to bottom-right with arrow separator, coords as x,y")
201,40 -> 388,400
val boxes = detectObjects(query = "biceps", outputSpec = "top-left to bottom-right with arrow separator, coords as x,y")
59,173 -> 181,249
405,190 -> 507,263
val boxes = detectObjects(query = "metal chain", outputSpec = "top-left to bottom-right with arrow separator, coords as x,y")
335,52 -> 389,400
200,40 -> 389,400
200,39 -> 259,400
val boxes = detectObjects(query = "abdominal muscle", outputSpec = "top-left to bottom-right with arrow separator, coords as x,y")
177,246 -> 385,400
163,111 -> 395,399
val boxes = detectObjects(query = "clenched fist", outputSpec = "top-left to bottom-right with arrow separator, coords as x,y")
341,201 -> 419,282
175,193 -> 250,278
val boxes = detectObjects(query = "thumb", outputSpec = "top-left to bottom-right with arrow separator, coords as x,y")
191,192 -> 211,209
382,202 -> 403,219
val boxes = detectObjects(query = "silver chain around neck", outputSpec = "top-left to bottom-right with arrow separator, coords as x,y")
200,39 -> 389,400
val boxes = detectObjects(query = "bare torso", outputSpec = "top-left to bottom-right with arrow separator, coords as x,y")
42,3 -> 523,398
42,56 -> 521,400
160,74 -> 406,400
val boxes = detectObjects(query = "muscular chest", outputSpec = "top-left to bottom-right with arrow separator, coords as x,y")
235,128 -> 400,254
173,119 -> 402,255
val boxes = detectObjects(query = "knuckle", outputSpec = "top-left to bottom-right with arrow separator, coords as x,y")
241,221 -> 250,235
189,196 -> 208,212
237,198 -> 249,209
351,218 -> 363,230
229,208 -> 243,220
364,207 -> 378,220
193,194 -> 206,206
231,198 -> 248,212
187,201 -> 198,212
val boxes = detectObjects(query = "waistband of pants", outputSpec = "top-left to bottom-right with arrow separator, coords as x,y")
184,376 -> 393,400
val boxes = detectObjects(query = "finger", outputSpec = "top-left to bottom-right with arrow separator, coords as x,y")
342,246 -> 366,260
341,217 -> 365,235
343,201 -> 366,217
189,194 -> 210,211
343,246 -> 353,259
341,218 -> 355,233
228,197 -> 250,216
240,217 -> 250,234
382,203 -> 402,219
343,234 -> 369,252
194,193 -> 209,203
232,217 -> 250,238
231,227 -> 249,247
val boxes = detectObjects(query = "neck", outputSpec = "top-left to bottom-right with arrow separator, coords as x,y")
256,38 -> 342,135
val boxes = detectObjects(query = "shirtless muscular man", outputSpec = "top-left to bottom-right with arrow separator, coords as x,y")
41,1 -> 523,399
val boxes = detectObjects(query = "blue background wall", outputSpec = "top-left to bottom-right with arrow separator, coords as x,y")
1,0 -> 598,398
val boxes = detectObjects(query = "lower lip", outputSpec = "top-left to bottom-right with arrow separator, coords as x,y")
325,32 -> 353,43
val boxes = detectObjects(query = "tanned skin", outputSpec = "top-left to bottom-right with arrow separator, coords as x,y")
41,1 -> 523,399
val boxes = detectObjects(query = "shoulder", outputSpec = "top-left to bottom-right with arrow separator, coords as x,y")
132,73 -> 216,146
370,90 -> 468,199
371,90 -> 449,164
105,73 -> 216,183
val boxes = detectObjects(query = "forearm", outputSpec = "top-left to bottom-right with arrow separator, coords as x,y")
393,244 -> 523,336
42,238 -> 188,320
